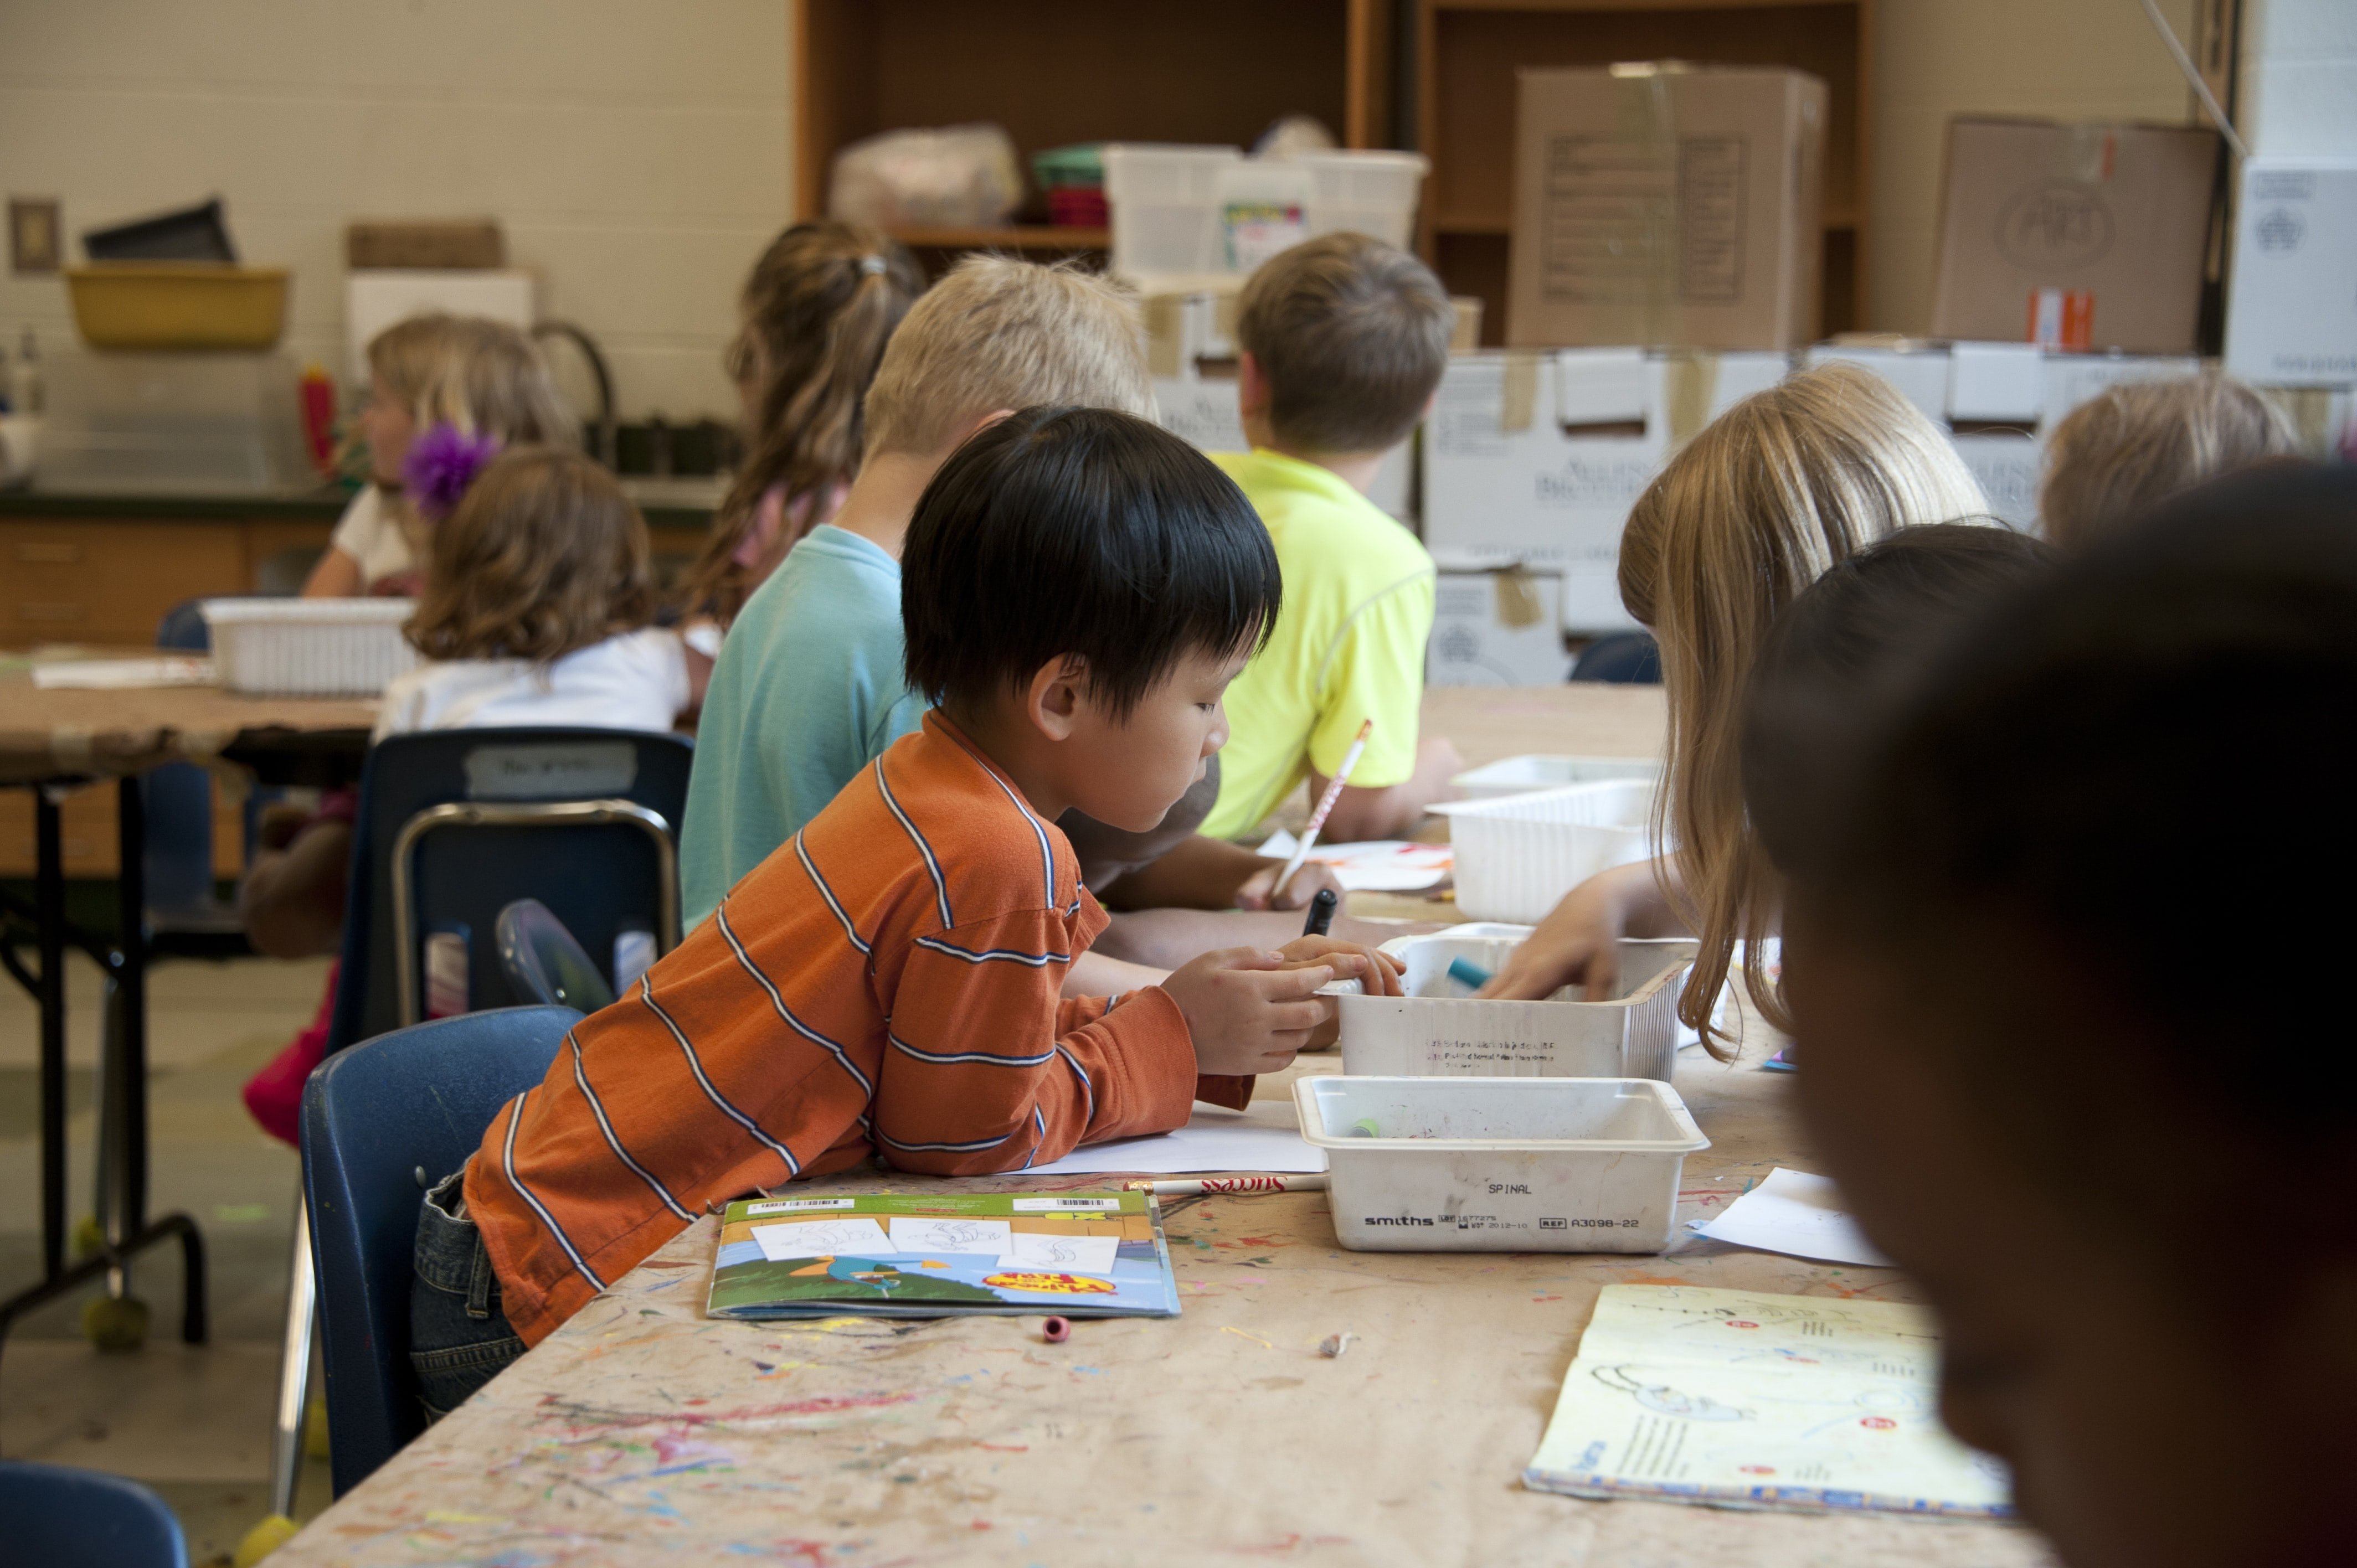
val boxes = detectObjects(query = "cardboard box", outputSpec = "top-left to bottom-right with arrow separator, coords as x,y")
1428,570 -> 1567,687
2226,159 -> 2357,388
1421,348 -> 1790,629
1929,119 -> 2219,354
1804,343 -> 2199,529
1508,65 -> 1826,352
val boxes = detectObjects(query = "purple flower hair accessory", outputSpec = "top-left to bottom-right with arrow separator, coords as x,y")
403,424 -> 503,520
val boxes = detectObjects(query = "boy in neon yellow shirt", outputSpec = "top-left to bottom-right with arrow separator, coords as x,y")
1201,234 -> 1462,843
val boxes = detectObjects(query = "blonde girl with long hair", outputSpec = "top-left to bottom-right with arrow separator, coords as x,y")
1480,362 -> 1992,1053
683,220 -> 925,631
302,314 -> 578,598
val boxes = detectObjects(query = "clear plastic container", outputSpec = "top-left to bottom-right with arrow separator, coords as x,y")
38,350 -> 310,493
1435,778 -> 1661,923
1450,753 -> 1660,800
200,597 -> 419,697
1104,145 -> 1428,289
1295,1075 -> 1709,1252
1340,927 -> 1695,1080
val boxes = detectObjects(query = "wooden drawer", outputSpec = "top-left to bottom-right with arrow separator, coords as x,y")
2,521 -> 248,647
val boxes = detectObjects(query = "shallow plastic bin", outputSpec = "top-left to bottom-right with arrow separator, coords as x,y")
200,597 -> 418,697
1103,145 -> 1427,288
1341,928 -> 1695,1080
1451,753 -> 1660,800
1296,1075 -> 1708,1252
1435,778 -> 1660,923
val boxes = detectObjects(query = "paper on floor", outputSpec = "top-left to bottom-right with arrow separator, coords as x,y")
1257,830 -> 1452,892
1025,1097 -> 1326,1176
1694,1167 -> 1892,1267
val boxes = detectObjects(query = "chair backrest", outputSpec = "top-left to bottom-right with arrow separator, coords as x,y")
327,728 -> 692,1052
0,1459 -> 189,1568
1570,631 -> 1664,685
496,898 -> 617,1012
301,1004 -> 577,1496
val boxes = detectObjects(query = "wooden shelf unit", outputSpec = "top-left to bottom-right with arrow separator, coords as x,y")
1416,0 -> 1872,345
792,0 -> 1398,269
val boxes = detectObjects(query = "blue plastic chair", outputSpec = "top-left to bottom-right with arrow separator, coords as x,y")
0,1459 -> 189,1568
300,1005 -> 577,1497
496,899 -> 618,1013
1570,631 -> 1664,684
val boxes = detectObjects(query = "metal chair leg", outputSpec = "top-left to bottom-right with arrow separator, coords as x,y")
269,1198 -> 316,1520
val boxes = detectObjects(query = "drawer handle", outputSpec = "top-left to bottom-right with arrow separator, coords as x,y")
15,603 -> 89,622
14,542 -> 84,564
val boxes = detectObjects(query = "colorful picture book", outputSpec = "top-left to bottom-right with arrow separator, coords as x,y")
1525,1285 -> 2012,1518
707,1190 -> 1182,1321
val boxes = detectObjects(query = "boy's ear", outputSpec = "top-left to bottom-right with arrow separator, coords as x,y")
1025,654 -> 1091,742
1237,353 -> 1271,419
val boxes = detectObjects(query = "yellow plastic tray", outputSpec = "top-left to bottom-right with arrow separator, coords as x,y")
66,264 -> 290,352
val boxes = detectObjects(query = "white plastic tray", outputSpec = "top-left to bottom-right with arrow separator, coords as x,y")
1295,1075 -> 1708,1253
1450,753 -> 1660,800
200,596 -> 419,697
1434,778 -> 1660,923
1340,927 -> 1695,1081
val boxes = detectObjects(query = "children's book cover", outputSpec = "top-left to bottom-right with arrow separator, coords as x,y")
1525,1285 -> 2013,1518
708,1190 -> 1181,1320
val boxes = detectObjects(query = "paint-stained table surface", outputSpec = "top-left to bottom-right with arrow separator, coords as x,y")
0,651 -> 376,785
269,682 -> 2044,1566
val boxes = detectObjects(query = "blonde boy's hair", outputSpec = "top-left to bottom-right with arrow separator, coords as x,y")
2039,373 -> 2296,549
1236,233 -> 1453,453
1617,360 -> 1991,1054
861,256 -> 1154,458
368,314 -> 580,450
408,447 -> 655,664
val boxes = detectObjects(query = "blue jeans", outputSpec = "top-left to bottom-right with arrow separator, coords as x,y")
410,1172 -> 526,1421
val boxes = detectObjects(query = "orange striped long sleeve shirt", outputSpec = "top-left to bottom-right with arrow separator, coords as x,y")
463,712 -> 1246,1345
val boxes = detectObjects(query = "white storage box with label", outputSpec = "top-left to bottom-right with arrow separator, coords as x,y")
1295,1075 -> 1710,1253
1427,570 -> 1566,686
1105,145 -> 1428,292
2226,160 -> 2357,389
1435,778 -> 1659,924
1340,928 -> 1696,1081
200,597 -> 419,697
1452,754 -> 1659,798
1422,348 -> 1789,629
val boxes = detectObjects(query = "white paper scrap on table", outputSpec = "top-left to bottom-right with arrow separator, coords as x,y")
750,1216 -> 896,1262
1026,1097 -> 1326,1175
1257,830 -> 1452,892
997,1230 -> 1123,1276
1695,1167 -> 1892,1267
886,1216 -> 1011,1255
32,657 -> 215,690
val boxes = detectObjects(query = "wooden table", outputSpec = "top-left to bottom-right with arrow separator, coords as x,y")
265,683 -> 2040,1565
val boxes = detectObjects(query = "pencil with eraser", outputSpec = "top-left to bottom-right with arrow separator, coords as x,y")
1272,718 -> 1372,899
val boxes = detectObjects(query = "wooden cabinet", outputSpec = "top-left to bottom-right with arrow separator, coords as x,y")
791,0 -> 1398,267
1416,0 -> 1872,345
4,520 -> 251,646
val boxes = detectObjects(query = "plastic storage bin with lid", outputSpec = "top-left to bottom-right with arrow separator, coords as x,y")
1102,144 -> 1428,291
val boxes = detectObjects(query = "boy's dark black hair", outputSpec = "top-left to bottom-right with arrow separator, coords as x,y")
1811,462 -> 2351,1144
901,406 -> 1280,718
1742,523 -> 2055,884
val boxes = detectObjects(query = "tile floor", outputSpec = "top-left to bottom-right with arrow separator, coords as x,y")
1,949 -> 336,1564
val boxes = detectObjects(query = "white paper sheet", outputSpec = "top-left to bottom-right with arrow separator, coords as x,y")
996,1230 -> 1123,1276
31,657 -> 215,690
750,1216 -> 896,1261
1025,1098 -> 1326,1175
1257,831 -> 1452,892
1695,1167 -> 1892,1267
886,1216 -> 1011,1255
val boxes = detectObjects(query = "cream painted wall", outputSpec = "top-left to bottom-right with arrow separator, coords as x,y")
1869,0 -> 2201,333
0,0 -> 790,421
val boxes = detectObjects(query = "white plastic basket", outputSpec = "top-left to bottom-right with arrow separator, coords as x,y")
200,597 -> 419,697
1340,928 -> 1695,1081
1104,145 -> 1428,288
1434,778 -> 1661,923
1450,753 -> 1661,800
1295,1075 -> 1710,1253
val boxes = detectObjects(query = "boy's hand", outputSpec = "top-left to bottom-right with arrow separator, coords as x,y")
1233,858 -> 1346,911
1161,947 -> 1349,1076
1278,934 -> 1404,1049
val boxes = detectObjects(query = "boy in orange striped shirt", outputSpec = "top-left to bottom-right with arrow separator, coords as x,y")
409,408 -> 1402,1414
